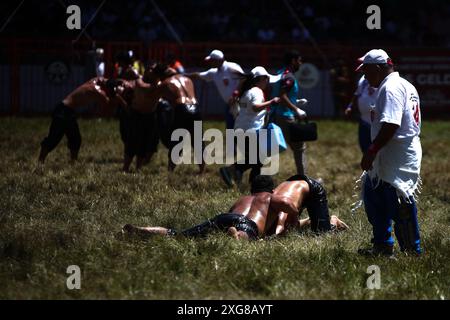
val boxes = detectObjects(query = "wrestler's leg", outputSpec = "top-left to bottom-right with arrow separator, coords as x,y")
39,106 -> 67,163
122,224 -> 169,237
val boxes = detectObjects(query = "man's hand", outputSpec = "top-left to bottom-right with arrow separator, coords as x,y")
271,97 -> 281,104
360,123 -> 399,171
360,152 -> 375,171
295,108 -> 307,120
345,106 -> 353,117
360,144 -> 379,171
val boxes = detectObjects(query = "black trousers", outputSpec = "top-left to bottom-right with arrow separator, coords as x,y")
125,109 -> 159,158
287,175 -> 331,233
168,213 -> 259,240
234,132 -> 263,184
41,102 -> 81,154
156,99 -> 173,149
169,104 -> 204,161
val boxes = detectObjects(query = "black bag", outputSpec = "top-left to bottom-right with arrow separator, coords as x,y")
289,119 -> 318,142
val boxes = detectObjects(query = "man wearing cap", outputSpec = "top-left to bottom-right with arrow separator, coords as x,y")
187,50 -> 244,129
357,49 -> 423,256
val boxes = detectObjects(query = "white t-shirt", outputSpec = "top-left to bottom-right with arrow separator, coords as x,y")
369,72 -> 422,200
96,62 -> 105,77
355,75 -> 376,124
199,61 -> 244,103
371,72 -> 421,141
234,87 -> 266,131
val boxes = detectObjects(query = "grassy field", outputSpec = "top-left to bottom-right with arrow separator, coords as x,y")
0,117 -> 448,300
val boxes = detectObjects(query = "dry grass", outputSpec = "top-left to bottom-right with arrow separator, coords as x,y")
0,117 -> 448,299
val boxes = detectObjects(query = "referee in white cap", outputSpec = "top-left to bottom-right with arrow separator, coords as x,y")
187,49 -> 244,129
357,49 -> 423,256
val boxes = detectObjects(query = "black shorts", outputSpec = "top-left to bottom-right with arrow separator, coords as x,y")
41,102 -> 81,153
167,213 -> 259,240
170,103 -> 202,150
286,175 -> 331,232
156,100 -> 173,149
125,109 -> 159,158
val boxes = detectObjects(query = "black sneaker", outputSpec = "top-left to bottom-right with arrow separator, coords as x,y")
358,244 -> 394,257
220,167 -> 233,187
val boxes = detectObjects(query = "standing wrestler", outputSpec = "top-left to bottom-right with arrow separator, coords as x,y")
114,51 -> 140,167
38,78 -> 123,163
148,63 -> 205,174
121,77 -> 162,173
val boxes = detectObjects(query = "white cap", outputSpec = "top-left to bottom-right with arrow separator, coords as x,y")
356,49 -> 393,71
205,49 -> 224,61
96,48 -> 104,55
251,66 -> 282,83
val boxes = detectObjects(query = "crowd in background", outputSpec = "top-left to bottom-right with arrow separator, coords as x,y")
2,0 -> 450,47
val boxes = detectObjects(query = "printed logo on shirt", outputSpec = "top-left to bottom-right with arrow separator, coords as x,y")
409,94 -> 421,126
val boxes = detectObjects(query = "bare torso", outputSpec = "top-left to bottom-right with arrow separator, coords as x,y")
264,180 -> 310,235
228,193 -> 273,236
131,79 -> 161,114
161,74 -> 197,106
63,78 -> 109,109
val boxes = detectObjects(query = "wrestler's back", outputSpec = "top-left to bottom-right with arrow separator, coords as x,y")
274,180 -> 309,210
63,78 -> 104,109
228,194 -> 271,235
133,81 -> 160,113
164,75 -> 197,105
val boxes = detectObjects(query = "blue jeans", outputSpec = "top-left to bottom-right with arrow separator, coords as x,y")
358,119 -> 371,154
363,175 -> 422,253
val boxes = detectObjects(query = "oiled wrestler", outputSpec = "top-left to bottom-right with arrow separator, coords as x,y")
265,175 -> 349,236
148,64 -> 205,173
122,176 -> 299,240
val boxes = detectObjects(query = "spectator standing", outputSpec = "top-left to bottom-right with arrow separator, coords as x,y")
345,64 -> 377,154
220,67 -> 281,187
269,50 -> 308,175
187,50 -> 244,129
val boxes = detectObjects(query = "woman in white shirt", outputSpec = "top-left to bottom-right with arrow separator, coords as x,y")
220,67 -> 280,187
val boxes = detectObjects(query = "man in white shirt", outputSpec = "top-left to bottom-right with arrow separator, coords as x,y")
187,50 -> 244,129
95,48 -> 105,78
357,49 -> 422,256
345,73 -> 377,153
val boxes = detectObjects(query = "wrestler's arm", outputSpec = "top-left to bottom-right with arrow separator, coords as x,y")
275,212 -> 288,235
95,89 -> 110,110
271,195 -> 298,235
111,94 -> 127,109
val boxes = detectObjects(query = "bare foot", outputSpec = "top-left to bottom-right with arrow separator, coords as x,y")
227,227 -> 249,240
330,215 -> 349,231
227,227 -> 239,239
298,218 -> 311,229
